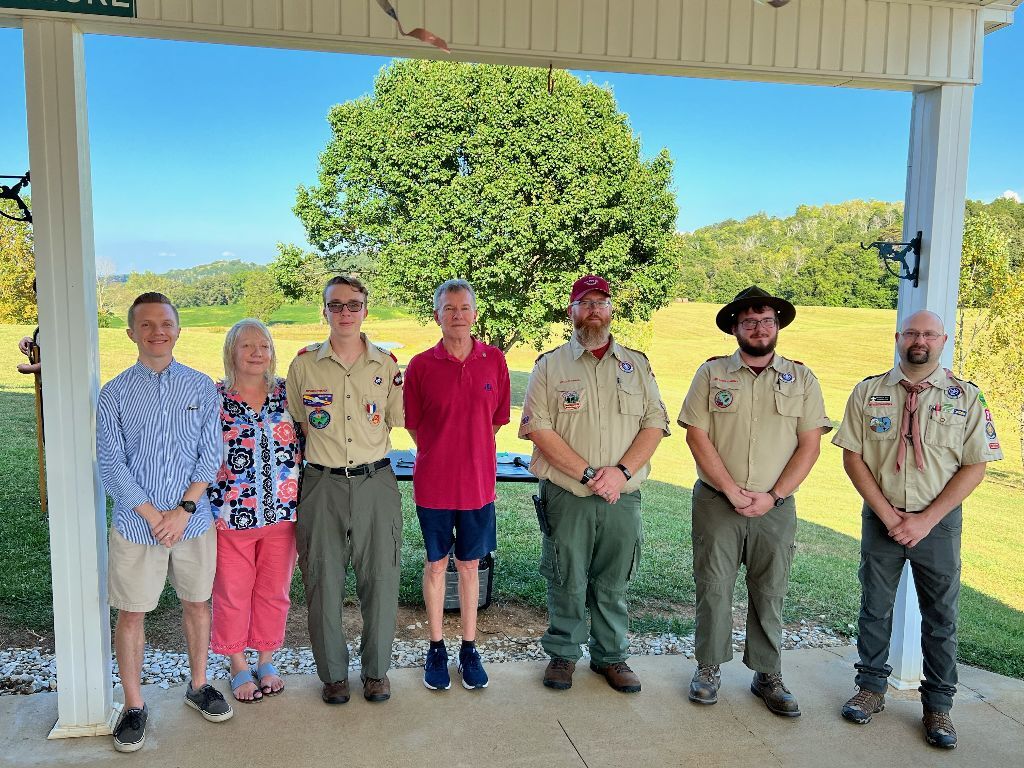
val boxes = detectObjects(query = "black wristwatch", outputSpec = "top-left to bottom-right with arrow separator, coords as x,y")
769,490 -> 786,508
580,466 -> 597,485
616,463 -> 632,481
180,500 -> 197,515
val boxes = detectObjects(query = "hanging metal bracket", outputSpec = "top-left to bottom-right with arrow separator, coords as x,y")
861,230 -> 922,287
0,171 -> 31,224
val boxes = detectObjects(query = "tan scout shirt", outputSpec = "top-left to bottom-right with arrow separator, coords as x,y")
831,365 -> 1003,511
286,334 -> 404,468
518,335 -> 670,497
677,351 -> 832,493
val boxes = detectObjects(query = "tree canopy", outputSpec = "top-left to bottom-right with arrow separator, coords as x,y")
294,60 -> 678,351
0,199 -> 36,324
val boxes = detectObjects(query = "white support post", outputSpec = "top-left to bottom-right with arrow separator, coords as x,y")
23,19 -> 117,738
890,83 -> 974,690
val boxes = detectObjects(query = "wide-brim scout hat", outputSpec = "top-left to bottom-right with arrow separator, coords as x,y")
715,286 -> 796,334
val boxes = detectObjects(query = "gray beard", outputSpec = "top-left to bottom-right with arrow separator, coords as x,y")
575,323 -> 611,350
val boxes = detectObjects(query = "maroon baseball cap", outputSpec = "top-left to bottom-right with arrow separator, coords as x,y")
569,275 -> 611,304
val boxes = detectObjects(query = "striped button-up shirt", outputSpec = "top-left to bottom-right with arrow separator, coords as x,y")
97,360 -> 221,545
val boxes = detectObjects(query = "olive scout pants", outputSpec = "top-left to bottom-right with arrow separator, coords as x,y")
856,503 -> 962,712
538,479 -> 643,665
691,480 -> 797,673
295,464 -> 403,684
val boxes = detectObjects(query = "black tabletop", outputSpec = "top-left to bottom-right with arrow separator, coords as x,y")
388,449 -> 537,483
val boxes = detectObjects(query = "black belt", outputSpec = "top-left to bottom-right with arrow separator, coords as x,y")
306,457 -> 391,477
696,479 -> 727,499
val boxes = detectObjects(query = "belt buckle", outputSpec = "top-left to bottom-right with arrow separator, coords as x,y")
343,465 -> 357,478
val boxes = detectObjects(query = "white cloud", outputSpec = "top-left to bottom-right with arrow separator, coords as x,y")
157,251 -> 176,259
221,250 -> 236,258
1000,190 -> 1021,203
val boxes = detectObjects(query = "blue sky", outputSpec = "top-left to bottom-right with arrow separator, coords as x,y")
0,20 -> 1020,274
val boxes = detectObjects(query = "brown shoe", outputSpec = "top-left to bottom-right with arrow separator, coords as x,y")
841,688 -> 885,724
543,658 -> 576,690
321,680 -> 350,705
361,674 -> 391,702
923,710 -> 957,749
751,672 -> 801,717
590,661 -> 641,693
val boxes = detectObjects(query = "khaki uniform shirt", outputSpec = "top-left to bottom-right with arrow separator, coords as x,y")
518,335 -> 670,497
677,351 -> 832,494
286,334 -> 404,468
831,365 -> 1003,511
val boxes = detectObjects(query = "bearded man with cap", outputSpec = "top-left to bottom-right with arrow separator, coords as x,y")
831,310 -> 1002,750
519,275 -> 670,693
677,286 -> 831,716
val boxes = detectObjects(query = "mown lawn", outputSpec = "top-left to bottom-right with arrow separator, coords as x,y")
2,302 -> 1021,678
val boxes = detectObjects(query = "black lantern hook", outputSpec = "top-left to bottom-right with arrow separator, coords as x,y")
861,231 -> 921,287
0,171 -> 31,224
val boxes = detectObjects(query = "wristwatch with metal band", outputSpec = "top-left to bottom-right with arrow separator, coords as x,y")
581,466 -> 597,485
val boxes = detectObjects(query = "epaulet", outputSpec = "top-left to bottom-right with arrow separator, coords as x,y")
296,343 -> 320,356
944,368 -> 976,389
792,360 -> 805,366
375,345 -> 398,363
534,350 -> 552,365
705,355 -> 725,363
860,371 -> 887,383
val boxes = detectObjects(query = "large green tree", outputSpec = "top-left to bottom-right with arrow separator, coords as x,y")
295,60 -> 677,351
0,199 -> 36,324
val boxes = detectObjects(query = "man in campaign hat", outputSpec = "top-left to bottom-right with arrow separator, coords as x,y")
520,275 -> 670,693
678,286 -> 831,715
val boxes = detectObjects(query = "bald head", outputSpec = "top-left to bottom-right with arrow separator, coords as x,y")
896,310 -> 947,369
900,310 -> 945,335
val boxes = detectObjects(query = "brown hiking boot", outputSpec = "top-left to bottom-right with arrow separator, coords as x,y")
590,661 -> 641,693
688,663 -> 721,705
751,672 -> 801,717
321,680 -> 350,705
360,674 -> 391,702
923,710 -> 957,749
543,658 -> 576,690
841,688 -> 886,724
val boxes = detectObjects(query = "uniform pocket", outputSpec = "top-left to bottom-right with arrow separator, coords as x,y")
774,389 -> 804,418
864,410 -> 899,441
625,538 -> 642,582
617,381 -> 645,416
924,409 -> 968,449
539,536 -> 562,585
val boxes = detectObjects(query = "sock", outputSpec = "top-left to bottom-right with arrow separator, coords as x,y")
429,639 -> 445,651
460,640 -> 475,653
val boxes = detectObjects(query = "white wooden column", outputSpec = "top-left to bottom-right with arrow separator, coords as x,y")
23,18 -> 116,738
890,83 -> 974,689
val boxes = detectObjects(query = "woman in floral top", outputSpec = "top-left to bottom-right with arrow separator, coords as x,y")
208,318 -> 301,702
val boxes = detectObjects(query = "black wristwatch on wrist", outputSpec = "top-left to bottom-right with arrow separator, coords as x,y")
769,490 -> 786,508
180,500 -> 197,515
616,463 -> 632,481
580,466 -> 597,485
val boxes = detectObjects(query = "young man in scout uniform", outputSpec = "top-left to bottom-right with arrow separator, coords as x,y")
678,286 -> 831,717
286,275 -> 405,705
404,279 -> 511,691
519,275 -> 669,693
98,292 -> 232,753
832,309 -> 1002,749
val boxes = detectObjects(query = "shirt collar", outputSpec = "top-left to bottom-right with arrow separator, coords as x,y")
886,364 -> 946,387
133,358 -> 178,379
316,333 -> 386,366
432,337 -> 484,361
568,333 -> 619,361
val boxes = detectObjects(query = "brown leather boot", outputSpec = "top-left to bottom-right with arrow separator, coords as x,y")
751,672 -> 801,717
590,661 -> 641,693
688,663 -> 722,705
361,674 -> 391,702
923,710 -> 957,749
543,658 -> 576,690
321,680 -> 350,705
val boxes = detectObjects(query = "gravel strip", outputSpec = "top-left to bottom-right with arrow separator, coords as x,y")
1,620 -> 848,696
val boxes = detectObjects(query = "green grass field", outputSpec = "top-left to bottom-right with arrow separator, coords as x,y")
2,302 -> 1022,677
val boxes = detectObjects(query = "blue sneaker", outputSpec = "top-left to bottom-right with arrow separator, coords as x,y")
458,646 -> 489,690
423,645 -> 451,690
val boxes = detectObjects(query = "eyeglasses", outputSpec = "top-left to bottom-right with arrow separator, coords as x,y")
738,317 -> 777,331
901,330 -> 942,341
325,300 -> 365,314
572,299 -> 612,310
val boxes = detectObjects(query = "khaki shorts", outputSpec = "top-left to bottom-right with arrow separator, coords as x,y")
108,526 -> 217,612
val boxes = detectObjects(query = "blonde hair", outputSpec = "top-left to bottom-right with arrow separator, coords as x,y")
222,318 -> 277,392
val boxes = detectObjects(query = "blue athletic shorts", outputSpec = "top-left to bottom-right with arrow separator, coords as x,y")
416,502 -> 496,563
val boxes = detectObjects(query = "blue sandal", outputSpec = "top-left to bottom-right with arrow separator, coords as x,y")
230,668 -> 263,703
256,662 -> 284,696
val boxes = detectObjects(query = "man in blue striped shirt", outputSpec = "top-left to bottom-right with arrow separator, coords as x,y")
97,292 -> 232,753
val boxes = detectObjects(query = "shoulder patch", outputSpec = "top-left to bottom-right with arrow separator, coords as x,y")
296,343 -> 320,356
705,355 -> 725,363
388,351 -> 398,363
860,371 -> 887,383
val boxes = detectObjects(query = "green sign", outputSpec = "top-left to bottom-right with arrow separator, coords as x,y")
0,0 -> 136,18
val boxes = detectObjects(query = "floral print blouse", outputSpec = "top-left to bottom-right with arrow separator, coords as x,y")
208,378 -> 301,530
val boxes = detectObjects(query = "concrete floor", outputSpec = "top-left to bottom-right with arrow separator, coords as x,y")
2,646 -> 1022,768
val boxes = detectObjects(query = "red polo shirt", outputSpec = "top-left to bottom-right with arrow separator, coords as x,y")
403,338 -> 511,509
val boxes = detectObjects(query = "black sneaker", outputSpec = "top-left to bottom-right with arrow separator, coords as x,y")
185,682 -> 234,722
112,704 -> 148,753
